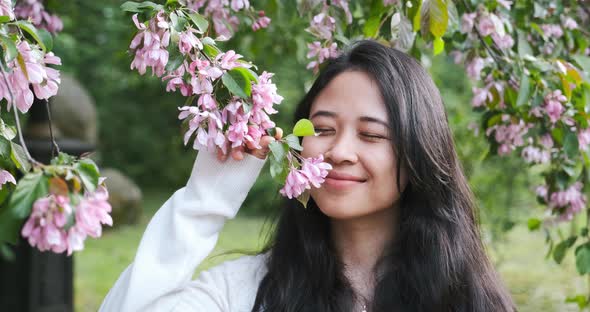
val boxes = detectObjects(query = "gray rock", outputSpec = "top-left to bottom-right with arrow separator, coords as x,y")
101,168 -> 143,227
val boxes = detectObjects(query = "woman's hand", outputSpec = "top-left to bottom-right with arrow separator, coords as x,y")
216,127 -> 283,162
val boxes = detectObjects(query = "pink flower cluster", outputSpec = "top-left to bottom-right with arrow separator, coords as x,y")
178,71 -> 283,153
543,90 -> 567,124
306,41 -> 339,73
0,41 -> 61,113
130,12 -> 171,77
0,169 -> 16,189
521,145 -> 550,164
280,155 -> 332,199
14,0 -> 63,33
540,24 -> 564,38
21,181 -> 112,255
471,76 -> 505,108
462,12 -> 514,50
486,116 -> 530,156
537,182 -> 587,222
184,0 -> 270,38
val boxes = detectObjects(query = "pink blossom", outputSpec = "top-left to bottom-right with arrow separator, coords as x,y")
477,15 -> 496,36
486,118 -> 530,156
0,0 -> 15,21
252,15 -> 271,31
230,0 -> 249,11
198,93 -> 217,110
541,24 -> 564,38
21,195 -> 72,254
562,17 -> 578,30
74,184 -> 113,239
309,13 -> 336,40
466,57 -> 485,80
280,168 -> 310,199
227,117 -> 249,148
0,42 -> 61,113
280,155 -> 332,199
178,28 -> 202,55
332,0 -> 352,24
129,13 -> 171,77
521,145 -> 550,164
300,155 -> 332,188
578,128 -> 590,150
188,59 -> 222,94
251,71 -> 283,116
15,0 -> 63,33
496,0 -> 513,9
306,42 -> 339,73
215,50 -> 251,70
544,90 -> 567,124
461,12 -> 477,34
540,134 -> 554,149
548,182 -> 586,222
471,86 -> 492,107
0,169 -> 16,189
163,63 -> 193,96
491,33 -> 514,49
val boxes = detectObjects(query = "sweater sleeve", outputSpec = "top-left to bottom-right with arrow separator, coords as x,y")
98,150 -> 267,312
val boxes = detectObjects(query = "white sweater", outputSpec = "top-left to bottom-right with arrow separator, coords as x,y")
99,150 -> 268,312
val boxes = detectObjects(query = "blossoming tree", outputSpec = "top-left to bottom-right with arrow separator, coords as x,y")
0,0 -> 112,257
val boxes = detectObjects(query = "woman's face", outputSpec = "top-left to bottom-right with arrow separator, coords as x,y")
302,70 -> 408,220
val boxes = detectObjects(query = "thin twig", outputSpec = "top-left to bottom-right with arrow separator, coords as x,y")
44,99 -> 60,157
0,66 -> 39,166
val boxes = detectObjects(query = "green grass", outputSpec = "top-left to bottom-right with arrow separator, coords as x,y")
75,190 -> 588,311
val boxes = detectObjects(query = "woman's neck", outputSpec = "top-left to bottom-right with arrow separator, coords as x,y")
330,205 -> 397,300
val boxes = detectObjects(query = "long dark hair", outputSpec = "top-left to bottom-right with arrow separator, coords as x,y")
252,40 -> 515,312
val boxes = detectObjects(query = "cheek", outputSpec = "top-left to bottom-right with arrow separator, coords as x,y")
301,136 -> 323,158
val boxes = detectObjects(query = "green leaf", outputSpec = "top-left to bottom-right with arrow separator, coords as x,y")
553,236 -> 577,264
284,134 -> 303,151
0,204 -> 23,245
517,30 -> 533,57
10,142 -> 31,173
268,140 -> 288,163
75,158 -> 100,193
0,118 -> 16,140
565,295 -> 588,309
297,190 -> 311,208
0,35 -> 17,62
433,36 -> 444,55
563,131 -> 579,159
187,13 -> 209,33
575,243 -> 590,274
165,46 -> 184,71
293,119 -> 315,137
269,156 -> 288,184
516,73 -> 530,107
427,0 -> 448,37
202,43 -> 220,59
221,69 -> 252,98
363,15 -> 382,38
527,218 -> 541,231
8,171 -> 49,218
13,21 -> 52,52
0,16 -> 11,23
120,1 -> 163,13
410,0 -> 423,32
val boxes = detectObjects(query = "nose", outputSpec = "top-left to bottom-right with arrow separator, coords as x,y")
324,130 -> 359,165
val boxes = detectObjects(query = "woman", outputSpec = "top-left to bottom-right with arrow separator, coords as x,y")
100,40 -> 515,312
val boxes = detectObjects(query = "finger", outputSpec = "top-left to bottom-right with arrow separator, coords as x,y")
231,146 -> 244,161
245,140 -> 257,150
274,127 -> 283,140
259,136 -> 275,149
216,147 -> 226,162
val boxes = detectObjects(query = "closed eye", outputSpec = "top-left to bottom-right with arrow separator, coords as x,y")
361,133 -> 387,139
315,128 -> 334,135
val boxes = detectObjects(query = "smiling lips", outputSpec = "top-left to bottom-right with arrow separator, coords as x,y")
324,172 -> 366,189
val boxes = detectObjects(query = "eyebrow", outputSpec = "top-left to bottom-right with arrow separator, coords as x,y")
310,110 -> 390,129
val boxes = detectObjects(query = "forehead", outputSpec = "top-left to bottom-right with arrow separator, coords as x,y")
310,70 -> 387,118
